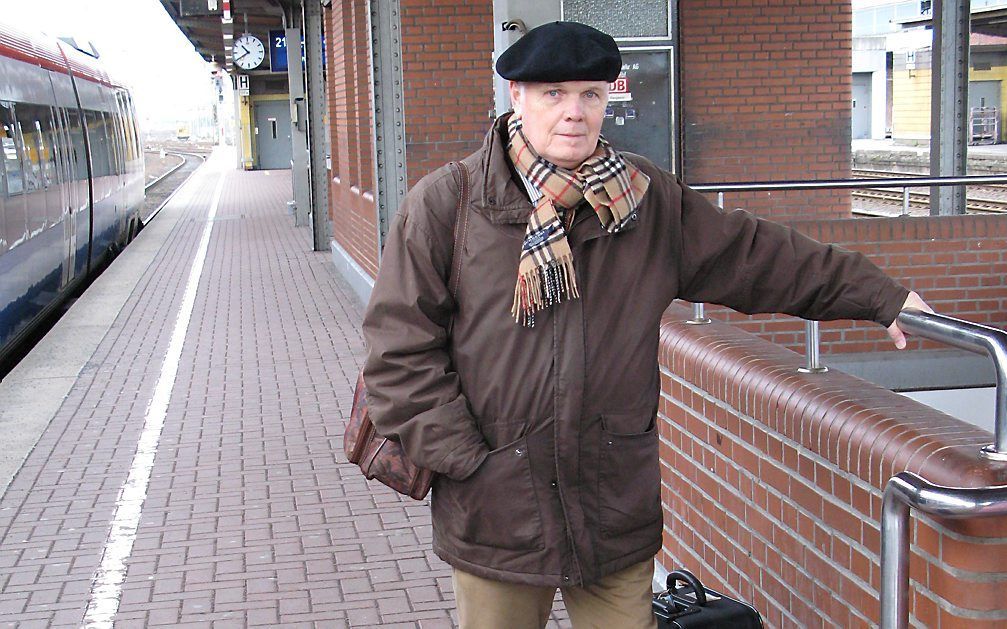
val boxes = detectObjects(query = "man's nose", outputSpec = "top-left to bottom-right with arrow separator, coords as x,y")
563,97 -> 584,120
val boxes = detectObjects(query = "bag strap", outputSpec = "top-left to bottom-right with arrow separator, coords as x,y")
447,161 -> 470,299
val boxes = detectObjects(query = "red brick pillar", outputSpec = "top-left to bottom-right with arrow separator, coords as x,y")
677,0 -> 853,221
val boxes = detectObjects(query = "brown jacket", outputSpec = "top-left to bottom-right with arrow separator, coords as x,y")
361,116 -> 909,587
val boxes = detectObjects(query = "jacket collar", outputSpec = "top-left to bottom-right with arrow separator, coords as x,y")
470,113 -> 639,238
471,113 -> 535,224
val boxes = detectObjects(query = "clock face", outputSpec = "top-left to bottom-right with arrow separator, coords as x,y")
233,34 -> 265,70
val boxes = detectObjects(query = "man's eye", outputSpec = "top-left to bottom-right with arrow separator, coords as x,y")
547,90 -> 560,97
585,91 -> 598,99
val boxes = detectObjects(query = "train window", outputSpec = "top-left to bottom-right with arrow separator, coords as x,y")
0,102 -> 23,197
64,108 -> 88,182
114,105 -> 129,171
36,113 -> 59,190
84,109 -> 111,178
125,93 -> 141,158
115,92 -> 133,164
107,109 -> 124,175
13,104 -> 42,194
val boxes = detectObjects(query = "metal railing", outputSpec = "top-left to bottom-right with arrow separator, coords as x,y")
896,309 -> 1007,460
878,311 -> 1007,629
881,472 -> 1007,629
694,173 -> 1007,217
691,173 -> 1007,193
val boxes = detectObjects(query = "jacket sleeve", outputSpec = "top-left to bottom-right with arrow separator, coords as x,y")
675,179 -> 910,326
361,180 -> 489,482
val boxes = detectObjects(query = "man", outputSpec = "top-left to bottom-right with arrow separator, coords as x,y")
362,21 -> 929,629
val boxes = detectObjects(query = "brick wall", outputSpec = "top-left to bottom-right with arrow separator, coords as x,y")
326,0 -> 379,278
698,214 -> 1007,355
678,0 -> 852,221
658,304 -> 1007,628
400,0 -> 494,187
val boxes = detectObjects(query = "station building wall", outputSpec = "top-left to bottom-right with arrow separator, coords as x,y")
324,0 -> 492,282
326,0 -> 380,279
677,0 -> 852,221
892,47 -> 1007,144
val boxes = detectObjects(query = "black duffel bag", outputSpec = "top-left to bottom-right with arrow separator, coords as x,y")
652,569 -> 763,628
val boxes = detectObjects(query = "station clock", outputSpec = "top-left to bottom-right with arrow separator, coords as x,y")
233,33 -> 265,70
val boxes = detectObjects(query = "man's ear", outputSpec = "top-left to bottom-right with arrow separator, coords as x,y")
508,81 -> 523,115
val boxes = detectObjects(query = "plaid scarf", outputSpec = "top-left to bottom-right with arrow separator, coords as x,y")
506,115 -> 650,326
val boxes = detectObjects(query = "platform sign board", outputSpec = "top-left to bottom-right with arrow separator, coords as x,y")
269,30 -> 289,72
269,30 -> 320,73
236,74 -> 249,96
601,49 -> 673,171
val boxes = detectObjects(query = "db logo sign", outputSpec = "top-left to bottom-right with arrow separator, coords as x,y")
610,77 -> 629,94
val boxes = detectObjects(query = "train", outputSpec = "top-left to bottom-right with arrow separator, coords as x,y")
0,23 -> 144,366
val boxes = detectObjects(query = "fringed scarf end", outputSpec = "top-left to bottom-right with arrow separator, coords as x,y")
511,256 -> 579,327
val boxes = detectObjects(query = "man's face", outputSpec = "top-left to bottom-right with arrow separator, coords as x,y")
509,80 -> 609,170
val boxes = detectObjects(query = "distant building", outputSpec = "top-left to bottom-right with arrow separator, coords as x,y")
853,0 -> 1007,144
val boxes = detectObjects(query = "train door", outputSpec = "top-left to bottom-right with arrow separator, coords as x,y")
493,0 -> 679,172
64,107 -> 89,276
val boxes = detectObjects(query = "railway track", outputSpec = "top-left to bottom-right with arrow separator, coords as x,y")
850,168 -> 1007,214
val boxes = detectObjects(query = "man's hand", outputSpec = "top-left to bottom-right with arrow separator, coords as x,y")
886,291 -> 933,349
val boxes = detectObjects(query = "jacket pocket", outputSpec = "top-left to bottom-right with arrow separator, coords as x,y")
598,411 -> 662,537
437,435 -> 544,551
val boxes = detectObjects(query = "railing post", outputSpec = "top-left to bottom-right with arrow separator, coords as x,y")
685,302 -> 711,325
881,472 -> 1007,629
679,195 -> 723,326
881,479 -> 912,629
798,320 -> 828,373
902,186 -> 910,216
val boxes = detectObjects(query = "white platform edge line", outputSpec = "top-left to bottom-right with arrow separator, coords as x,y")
81,171 -> 225,628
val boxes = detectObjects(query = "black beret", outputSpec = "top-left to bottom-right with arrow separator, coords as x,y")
496,21 -> 621,83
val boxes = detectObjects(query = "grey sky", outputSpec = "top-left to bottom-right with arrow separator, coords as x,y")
4,0 -> 215,129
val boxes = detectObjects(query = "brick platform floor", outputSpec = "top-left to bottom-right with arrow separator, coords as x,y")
0,151 -> 570,627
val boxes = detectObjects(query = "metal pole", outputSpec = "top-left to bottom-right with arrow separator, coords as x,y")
798,320 -> 828,374
285,25 -> 311,228
929,0 -> 970,216
368,0 -> 408,256
303,0 -> 330,251
881,472 -> 1007,629
880,481 -> 911,629
901,186 -> 910,216
897,309 -> 1007,460
685,302 -> 711,325
717,191 -> 724,209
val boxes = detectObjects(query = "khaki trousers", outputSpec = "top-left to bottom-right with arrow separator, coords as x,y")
452,560 -> 658,629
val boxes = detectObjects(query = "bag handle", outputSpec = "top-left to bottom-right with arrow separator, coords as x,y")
666,569 -> 708,606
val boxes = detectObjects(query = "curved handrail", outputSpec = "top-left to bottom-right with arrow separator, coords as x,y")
881,472 -> 1007,629
896,308 -> 1007,460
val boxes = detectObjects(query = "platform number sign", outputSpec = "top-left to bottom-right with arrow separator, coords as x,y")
270,30 -> 288,72
269,29 -> 320,73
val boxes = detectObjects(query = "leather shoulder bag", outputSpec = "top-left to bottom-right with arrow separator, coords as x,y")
344,161 -> 471,500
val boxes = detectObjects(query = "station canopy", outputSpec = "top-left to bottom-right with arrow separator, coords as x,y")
160,0 -> 301,72
901,5 -> 1007,39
